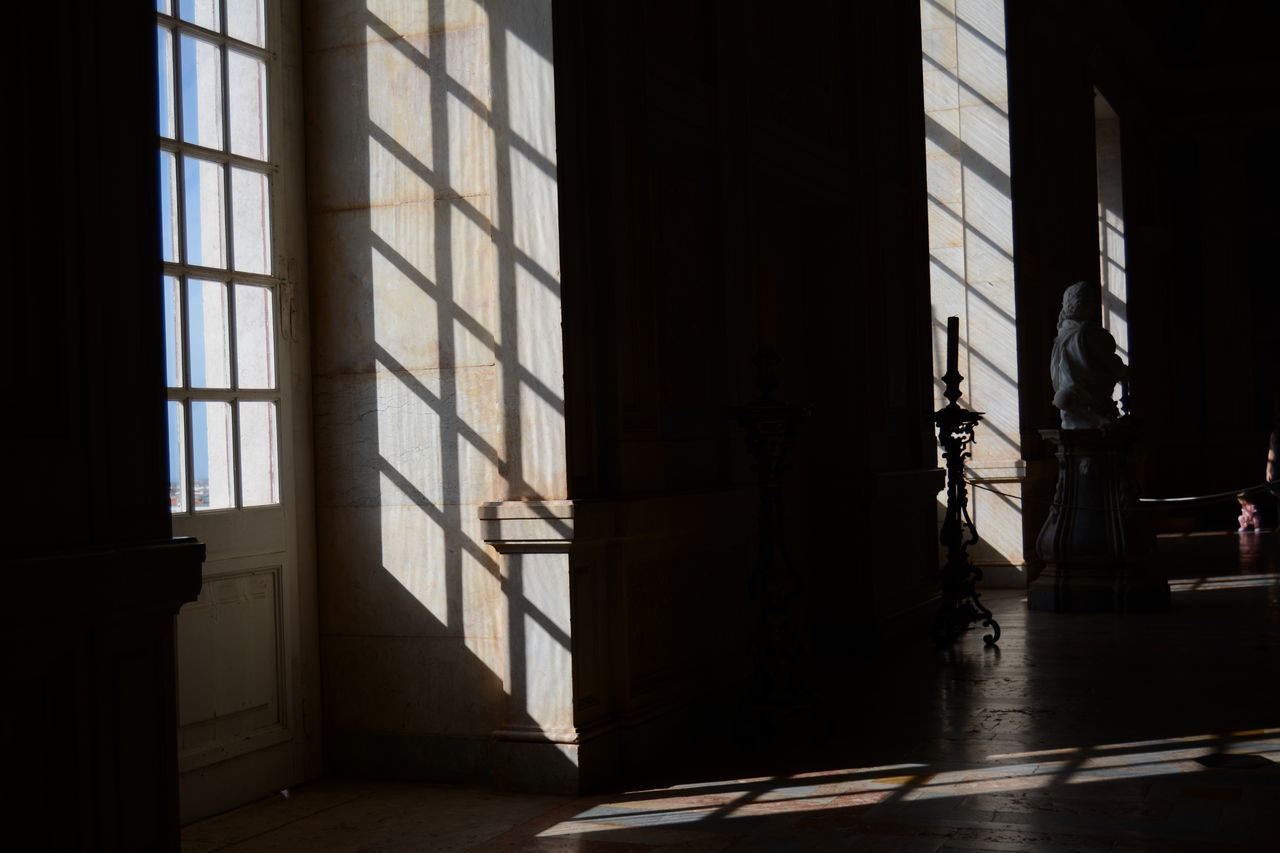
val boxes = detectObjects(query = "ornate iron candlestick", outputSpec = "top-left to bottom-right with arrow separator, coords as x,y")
732,348 -> 810,701
933,317 -> 999,646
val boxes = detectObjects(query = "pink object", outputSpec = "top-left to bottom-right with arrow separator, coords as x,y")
1238,497 -> 1260,532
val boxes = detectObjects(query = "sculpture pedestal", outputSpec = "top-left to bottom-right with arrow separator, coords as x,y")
1030,425 -> 1168,612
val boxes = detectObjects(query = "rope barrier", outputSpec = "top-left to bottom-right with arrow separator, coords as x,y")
1138,483 -> 1274,505
965,480 -> 1024,500
960,479 -> 1278,506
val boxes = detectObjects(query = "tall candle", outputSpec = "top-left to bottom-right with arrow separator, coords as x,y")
946,316 -> 959,376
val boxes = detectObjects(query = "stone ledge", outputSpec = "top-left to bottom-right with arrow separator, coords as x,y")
478,500 -> 575,520
479,500 -> 574,553
493,723 -> 582,744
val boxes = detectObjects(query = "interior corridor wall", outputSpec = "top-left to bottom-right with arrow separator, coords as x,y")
1006,0 -> 1280,531
304,0 -> 569,785
305,0 -> 943,792
7,2 -> 204,846
921,0 -> 1028,588
556,0 -> 941,773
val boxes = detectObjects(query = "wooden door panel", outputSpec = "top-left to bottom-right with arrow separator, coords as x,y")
177,563 -> 285,762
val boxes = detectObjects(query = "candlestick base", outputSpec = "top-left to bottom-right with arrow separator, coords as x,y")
932,398 -> 1000,647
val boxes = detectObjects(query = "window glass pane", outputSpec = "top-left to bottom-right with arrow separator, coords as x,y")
168,400 -> 187,512
164,276 -> 184,387
179,0 -> 220,32
235,284 -> 276,388
227,0 -> 266,48
183,156 -> 227,267
180,33 -> 224,150
192,401 -> 234,510
231,167 -> 271,274
158,25 -> 175,138
187,279 -> 231,388
160,151 -> 180,263
239,401 -> 279,506
158,0 -> 172,16
227,49 -> 268,160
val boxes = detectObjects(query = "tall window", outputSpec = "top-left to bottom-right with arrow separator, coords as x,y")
158,0 -> 279,512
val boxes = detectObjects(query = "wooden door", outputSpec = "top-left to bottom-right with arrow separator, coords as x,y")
158,0 -> 317,822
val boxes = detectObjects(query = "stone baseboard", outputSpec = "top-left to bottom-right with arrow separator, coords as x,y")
325,731 -> 493,785
975,562 -> 1028,589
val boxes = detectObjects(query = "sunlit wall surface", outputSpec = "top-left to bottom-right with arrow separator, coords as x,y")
1096,93 -> 1129,368
307,0 -> 568,774
921,0 -> 1026,585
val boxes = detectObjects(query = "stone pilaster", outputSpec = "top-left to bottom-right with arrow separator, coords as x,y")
480,500 -> 583,792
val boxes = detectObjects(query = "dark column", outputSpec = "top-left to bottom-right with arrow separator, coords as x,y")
4,2 -> 204,849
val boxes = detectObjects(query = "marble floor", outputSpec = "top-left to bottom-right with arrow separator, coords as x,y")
185,531 -> 1280,852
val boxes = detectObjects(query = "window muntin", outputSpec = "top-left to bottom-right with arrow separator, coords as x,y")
160,0 -> 279,512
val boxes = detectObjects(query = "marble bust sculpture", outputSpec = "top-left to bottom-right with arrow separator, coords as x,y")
1050,281 -> 1128,429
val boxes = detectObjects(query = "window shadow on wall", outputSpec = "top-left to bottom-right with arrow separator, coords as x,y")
309,0 -> 571,780
922,0 -> 1022,573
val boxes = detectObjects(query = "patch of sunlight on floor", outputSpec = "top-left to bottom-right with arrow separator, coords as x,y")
540,730 -> 1280,836
1169,573 -> 1279,591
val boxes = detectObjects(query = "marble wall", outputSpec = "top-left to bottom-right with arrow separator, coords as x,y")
305,0 -> 942,792
1095,98 -> 1128,365
921,0 -> 1028,586
305,0 -> 570,784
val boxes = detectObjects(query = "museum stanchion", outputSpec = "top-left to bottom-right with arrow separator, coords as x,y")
933,317 -> 1000,646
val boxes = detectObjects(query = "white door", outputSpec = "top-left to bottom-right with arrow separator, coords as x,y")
157,0 -> 317,822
